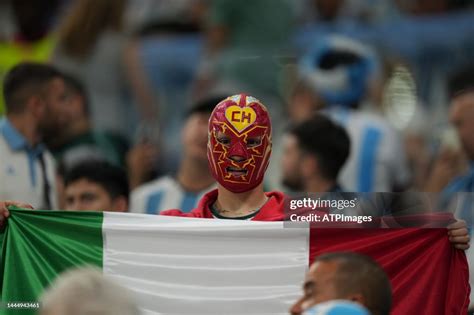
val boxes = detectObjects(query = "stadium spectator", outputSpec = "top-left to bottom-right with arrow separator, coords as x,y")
0,62 -> 67,209
437,66 -> 474,226
294,35 -> 410,192
161,94 -> 280,220
53,0 -> 157,138
39,267 -> 140,315
195,0 -> 295,104
282,114 -> 350,192
46,73 -> 130,170
432,65 -> 474,311
63,161 -> 128,212
290,252 -> 392,315
0,0 -> 60,115
130,96 -> 218,214
124,0 -> 207,174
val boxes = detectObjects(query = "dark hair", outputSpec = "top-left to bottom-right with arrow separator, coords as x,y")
318,50 -> 361,70
11,0 -> 60,42
448,65 -> 474,99
316,50 -> 366,109
288,114 -> 350,180
315,252 -> 392,315
3,62 -> 63,114
62,73 -> 90,116
64,161 -> 129,201
186,95 -> 227,118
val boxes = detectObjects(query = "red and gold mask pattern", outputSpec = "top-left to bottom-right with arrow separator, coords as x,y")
207,94 -> 272,193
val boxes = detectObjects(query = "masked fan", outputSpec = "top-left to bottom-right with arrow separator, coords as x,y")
161,93 -> 281,220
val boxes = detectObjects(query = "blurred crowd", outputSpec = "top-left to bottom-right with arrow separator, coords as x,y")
1,0 -> 473,208
1,0 -> 474,312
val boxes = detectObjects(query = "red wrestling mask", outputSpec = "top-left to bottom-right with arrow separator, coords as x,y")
207,94 -> 272,193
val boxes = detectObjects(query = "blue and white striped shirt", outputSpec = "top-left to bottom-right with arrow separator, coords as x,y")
325,107 -> 410,192
130,176 -> 216,214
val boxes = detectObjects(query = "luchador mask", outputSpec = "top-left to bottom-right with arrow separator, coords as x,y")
207,94 -> 272,193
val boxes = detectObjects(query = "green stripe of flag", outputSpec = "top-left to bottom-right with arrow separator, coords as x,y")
0,209 -> 103,315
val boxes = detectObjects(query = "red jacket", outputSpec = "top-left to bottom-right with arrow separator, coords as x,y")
161,189 -> 286,221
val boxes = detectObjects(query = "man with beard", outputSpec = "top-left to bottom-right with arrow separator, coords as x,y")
281,114 -> 350,193
0,62 -> 68,209
280,114 -> 357,216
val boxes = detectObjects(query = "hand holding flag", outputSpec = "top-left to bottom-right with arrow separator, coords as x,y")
0,200 -> 33,230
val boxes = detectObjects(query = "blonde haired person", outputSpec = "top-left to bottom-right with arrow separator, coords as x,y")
40,267 -> 140,315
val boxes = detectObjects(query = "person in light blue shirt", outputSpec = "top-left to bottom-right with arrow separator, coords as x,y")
0,62 -> 68,209
441,66 -> 474,227
130,96 -> 220,214
440,65 -> 474,312
294,35 -> 410,193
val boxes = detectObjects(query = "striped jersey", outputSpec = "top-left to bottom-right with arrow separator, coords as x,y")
130,175 -> 216,214
325,107 -> 410,192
